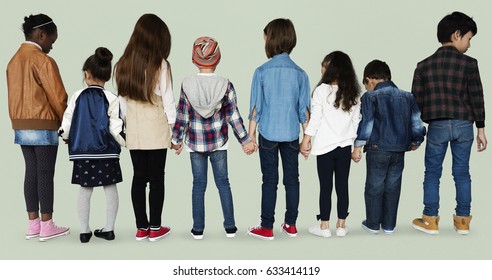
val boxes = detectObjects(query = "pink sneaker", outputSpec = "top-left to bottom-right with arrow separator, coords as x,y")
149,226 -> 171,242
136,227 -> 150,241
247,226 -> 274,240
39,219 -> 70,241
282,223 -> 297,237
26,218 -> 40,240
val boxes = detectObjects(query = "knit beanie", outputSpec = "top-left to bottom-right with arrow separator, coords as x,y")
192,36 -> 221,69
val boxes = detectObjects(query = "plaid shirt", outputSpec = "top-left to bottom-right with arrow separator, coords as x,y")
171,81 -> 251,152
412,46 -> 485,128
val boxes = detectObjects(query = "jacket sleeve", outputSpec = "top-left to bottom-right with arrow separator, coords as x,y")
411,66 -> 424,113
410,95 -> 426,146
59,91 -> 78,139
108,92 -> 126,147
355,93 -> 375,147
39,57 -> 68,124
467,59 -> 485,127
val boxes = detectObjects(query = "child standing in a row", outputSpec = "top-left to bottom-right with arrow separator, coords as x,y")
172,36 -> 256,240
247,18 -> 310,240
300,51 -> 361,238
115,14 -> 176,242
60,47 -> 126,243
7,14 -> 70,241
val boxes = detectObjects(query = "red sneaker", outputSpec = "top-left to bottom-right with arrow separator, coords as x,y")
136,227 -> 150,241
149,226 -> 171,242
247,226 -> 274,240
282,223 -> 297,237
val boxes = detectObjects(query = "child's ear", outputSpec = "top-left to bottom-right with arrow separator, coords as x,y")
452,30 -> 462,41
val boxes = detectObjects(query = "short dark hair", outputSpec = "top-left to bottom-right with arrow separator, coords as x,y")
363,60 -> 391,84
263,18 -> 296,58
22,14 -> 57,39
83,47 -> 113,82
437,11 -> 477,43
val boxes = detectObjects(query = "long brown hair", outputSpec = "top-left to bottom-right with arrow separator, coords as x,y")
114,14 -> 171,103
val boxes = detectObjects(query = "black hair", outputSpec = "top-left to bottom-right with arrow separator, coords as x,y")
263,18 -> 297,58
363,60 -> 391,84
22,14 -> 57,39
437,11 -> 477,43
83,47 -> 113,82
318,51 -> 360,112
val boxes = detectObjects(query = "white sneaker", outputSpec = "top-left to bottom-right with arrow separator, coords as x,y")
308,225 -> 331,237
335,226 -> 350,237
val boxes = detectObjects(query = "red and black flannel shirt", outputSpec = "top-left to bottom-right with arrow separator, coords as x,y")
411,46 -> 485,128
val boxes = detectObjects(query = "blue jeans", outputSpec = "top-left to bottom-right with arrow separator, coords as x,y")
423,120 -> 473,217
190,150 -> 235,231
259,134 -> 300,229
364,150 -> 405,231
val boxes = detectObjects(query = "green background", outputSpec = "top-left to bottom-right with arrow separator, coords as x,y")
1,0 -> 491,260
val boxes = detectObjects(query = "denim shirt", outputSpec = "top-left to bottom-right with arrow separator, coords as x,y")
355,81 -> 425,152
249,53 -> 310,142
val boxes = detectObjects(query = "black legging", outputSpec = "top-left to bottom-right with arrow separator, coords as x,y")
130,149 -> 168,229
21,145 -> 58,214
316,146 -> 351,221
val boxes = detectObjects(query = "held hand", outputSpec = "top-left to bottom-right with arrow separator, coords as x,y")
242,141 -> 257,155
477,134 -> 487,152
299,140 -> 311,160
410,145 -> 419,151
171,143 -> 183,155
351,148 -> 362,163
63,139 -> 68,144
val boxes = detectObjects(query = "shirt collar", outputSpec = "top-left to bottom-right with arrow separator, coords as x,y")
374,80 -> 397,91
23,41 -> 42,50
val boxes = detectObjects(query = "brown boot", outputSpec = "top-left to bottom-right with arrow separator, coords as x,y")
412,215 -> 439,234
453,214 -> 472,235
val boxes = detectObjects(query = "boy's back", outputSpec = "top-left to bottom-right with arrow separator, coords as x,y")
412,46 -> 484,124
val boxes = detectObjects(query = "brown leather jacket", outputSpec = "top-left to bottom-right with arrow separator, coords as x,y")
7,43 -> 67,130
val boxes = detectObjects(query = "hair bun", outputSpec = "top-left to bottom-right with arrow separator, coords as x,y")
95,47 -> 113,65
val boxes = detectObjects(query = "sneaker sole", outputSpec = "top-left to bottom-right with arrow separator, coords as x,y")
26,233 -> 40,240
191,232 -> 204,240
225,233 -> 236,238
149,231 -> 171,242
412,224 -> 439,235
39,230 -> 70,242
247,231 -> 274,241
136,236 -> 149,241
282,228 -> 297,237
361,224 -> 379,234
455,228 -> 470,235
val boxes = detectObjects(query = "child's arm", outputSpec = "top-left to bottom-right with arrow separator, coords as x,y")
170,86 -> 190,155
160,61 -> 177,125
58,90 -> 79,141
409,94 -> 425,150
477,127 -> 487,152
108,92 -> 126,147
299,72 -> 311,133
352,93 -> 374,162
225,83 -> 256,155
40,58 -> 68,125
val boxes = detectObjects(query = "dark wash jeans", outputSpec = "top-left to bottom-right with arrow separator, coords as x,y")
258,134 -> 300,229
364,150 -> 405,231
130,149 -> 167,229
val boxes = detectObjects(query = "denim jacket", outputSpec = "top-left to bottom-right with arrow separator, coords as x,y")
355,81 -> 425,152
249,53 -> 310,142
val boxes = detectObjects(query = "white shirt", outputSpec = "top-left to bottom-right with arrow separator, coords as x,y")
304,84 -> 361,155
